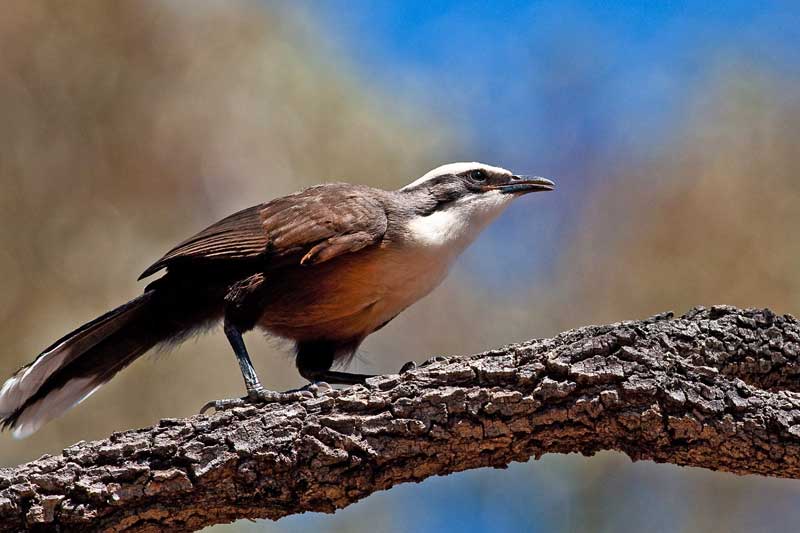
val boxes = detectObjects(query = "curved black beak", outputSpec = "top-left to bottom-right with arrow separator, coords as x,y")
496,175 -> 555,194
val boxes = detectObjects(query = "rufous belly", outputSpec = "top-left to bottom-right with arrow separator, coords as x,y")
257,245 -> 451,342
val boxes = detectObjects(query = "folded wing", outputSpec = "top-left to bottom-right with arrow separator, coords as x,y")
139,184 -> 388,279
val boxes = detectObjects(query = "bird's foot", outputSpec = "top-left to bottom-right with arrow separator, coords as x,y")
291,381 -> 333,395
399,361 -> 417,374
199,382 -> 332,414
399,356 -> 447,375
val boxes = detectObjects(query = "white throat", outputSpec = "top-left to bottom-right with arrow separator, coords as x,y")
404,189 -> 514,253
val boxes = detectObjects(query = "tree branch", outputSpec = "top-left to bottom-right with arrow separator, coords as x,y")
2,306 -> 800,532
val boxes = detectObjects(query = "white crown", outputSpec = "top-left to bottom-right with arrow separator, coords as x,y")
402,162 -> 512,191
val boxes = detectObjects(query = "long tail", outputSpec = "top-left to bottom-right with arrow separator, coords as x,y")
0,285 -> 211,438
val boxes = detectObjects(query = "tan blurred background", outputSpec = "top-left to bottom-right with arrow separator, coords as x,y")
1,1 -> 799,532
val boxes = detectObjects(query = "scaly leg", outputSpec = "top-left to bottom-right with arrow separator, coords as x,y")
200,321 -> 316,414
225,321 -> 265,398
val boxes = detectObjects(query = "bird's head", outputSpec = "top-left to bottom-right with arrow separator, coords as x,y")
402,162 -> 554,199
399,162 -> 555,248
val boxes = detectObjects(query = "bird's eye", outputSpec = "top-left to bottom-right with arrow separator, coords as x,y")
471,170 -> 486,182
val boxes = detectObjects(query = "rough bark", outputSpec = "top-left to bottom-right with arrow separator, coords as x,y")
2,305 -> 800,532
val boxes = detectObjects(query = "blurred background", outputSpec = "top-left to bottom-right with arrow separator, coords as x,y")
1,1 -> 799,531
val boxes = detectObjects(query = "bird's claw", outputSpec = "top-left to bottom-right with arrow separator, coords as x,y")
399,356 -> 445,376
399,361 -> 417,374
304,381 -> 333,394
247,386 -> 288,403
199,382 -> 333,414
200,397 -> 246,414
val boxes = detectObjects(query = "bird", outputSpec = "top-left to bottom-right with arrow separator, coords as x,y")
0,162 -> 554,438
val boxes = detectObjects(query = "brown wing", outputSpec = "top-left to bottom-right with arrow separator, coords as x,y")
139,184 -> 388,279
138,205 -> 268,279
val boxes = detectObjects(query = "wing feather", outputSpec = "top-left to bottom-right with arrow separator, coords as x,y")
139,184 -> 388,279
139,205 -> 268,279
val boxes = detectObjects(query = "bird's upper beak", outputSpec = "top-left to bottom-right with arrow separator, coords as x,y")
494,175 -> 555,195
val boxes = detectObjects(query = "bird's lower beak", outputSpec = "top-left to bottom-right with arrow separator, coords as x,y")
495,176 -> 556,194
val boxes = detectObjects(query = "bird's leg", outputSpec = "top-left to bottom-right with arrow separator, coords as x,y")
201,299 -> 320,414
201,324 -> 336,414
296,340 -> 376,386
224,273 -> 271,398
302,370 -> 375,385
224,321 -> 268,401
200,322 -> 284,413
